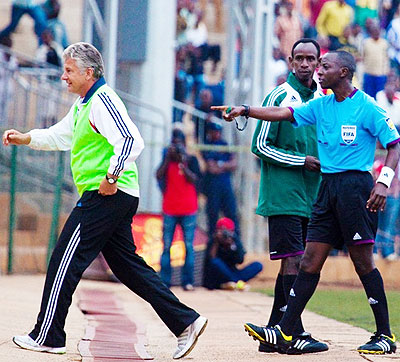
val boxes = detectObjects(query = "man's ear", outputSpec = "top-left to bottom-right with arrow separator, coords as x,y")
340,66 -> 349,79
85,67 -> 94,81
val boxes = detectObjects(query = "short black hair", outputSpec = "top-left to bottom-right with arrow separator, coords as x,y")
330,50 -> 356,80
291,38 -> 320,58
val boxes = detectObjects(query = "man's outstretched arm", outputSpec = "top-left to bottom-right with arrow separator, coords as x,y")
210,105 -> 294,123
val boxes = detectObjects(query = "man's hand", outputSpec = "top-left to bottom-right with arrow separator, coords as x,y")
2,129 -> 31,146
210,105 -> 244,121
367,183 -> 387,212
98,177 -> 118,196
304,156 -> 321,172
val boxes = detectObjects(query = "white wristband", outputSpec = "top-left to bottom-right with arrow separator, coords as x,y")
376,166 -> 395,188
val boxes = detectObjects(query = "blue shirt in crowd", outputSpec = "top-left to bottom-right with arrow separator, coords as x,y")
292,89 -> 400,173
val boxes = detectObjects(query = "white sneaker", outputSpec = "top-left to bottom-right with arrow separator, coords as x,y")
13,335 -> 66,354
173,316 -> 208,359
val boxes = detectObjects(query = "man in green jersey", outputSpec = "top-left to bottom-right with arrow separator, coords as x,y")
248,38 -> 327,354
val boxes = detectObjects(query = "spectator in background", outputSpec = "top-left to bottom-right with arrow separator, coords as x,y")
35,28 -> 63,127
269,47 -> 289,87
374,82 -> 400,260
42,0 -> 69,49
0,35 -> 18,126
354,0 -> 378,28
173,46 -> 188,122
193,88 -> 215,142
274,2 -> 304,59
0,0 -> 47,45
381,0 -> 400,29
349,23 -> 364,54
205,217 -> 263,291
307,0 -> 330,38
198,0 -> 223,33
201,122 -> 240,242
387,7 -> 400,75
186,12 -> 221,73
176,0 -> 189,46
376,81 -> 400,125
362,23 -> 389,98
338,25 -> 361,57
373,158 -> 400,260
35,29 -> 63,68
185,43 -> 205,103
316,0 -> 354,50
156,129 -> 202,291
362,22 -> 389,98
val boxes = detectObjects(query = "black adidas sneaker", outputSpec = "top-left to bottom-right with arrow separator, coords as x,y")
244,323 -> 292,353
286,332 -> 329,354
357,333 -> 396,354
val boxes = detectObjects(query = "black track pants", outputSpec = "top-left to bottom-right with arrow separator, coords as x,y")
29,190 -> 199,347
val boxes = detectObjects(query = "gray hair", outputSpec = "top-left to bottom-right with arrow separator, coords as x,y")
63,42 -> 105,79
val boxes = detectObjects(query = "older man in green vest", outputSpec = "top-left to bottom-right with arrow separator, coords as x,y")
3,42 -> 207,360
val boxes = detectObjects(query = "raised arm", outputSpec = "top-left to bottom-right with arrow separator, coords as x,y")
210,105 -> 294,123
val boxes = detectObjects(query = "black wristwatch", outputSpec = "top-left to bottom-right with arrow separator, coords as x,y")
241,104 -> 250,118
106,174 -> 118,184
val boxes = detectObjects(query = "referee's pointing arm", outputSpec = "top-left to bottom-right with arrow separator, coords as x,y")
210,105 -> 295,123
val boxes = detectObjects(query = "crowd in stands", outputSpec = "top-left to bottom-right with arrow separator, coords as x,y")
171,0 -> 400,275
174,0 -> 224,138
269,0 -> 400,259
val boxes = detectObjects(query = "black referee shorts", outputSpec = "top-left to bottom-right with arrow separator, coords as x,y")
268,215 -> 309,260
307,171 -> 378,249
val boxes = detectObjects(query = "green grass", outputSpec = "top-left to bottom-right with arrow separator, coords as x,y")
258,287 -> 400,337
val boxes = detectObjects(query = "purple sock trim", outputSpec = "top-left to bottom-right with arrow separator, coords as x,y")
270,250 -> 304,260
353,239 -> 375,246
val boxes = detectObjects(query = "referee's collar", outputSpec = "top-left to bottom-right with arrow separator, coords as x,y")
82,77 -> 106,104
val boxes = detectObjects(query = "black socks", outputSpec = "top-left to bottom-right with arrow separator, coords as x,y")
283,274 -> 305,336
279,270 -> 320,336
267,274 -> 285,327
360,268 -> 391,336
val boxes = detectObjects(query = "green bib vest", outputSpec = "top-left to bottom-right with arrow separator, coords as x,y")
70,85 -> 139,196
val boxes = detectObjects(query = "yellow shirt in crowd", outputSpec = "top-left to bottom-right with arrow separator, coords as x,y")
316,1 -> 354,38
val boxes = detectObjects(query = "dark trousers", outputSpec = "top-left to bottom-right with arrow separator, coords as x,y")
205,181 -> 240,239
207,258 -> 263,289
29,190 -> 198,347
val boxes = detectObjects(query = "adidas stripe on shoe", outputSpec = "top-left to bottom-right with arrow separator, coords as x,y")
357,333 -> 396,354
286,332 -> 329,354
13,335 -> 66,354
244,323 -> 292,353
173,316 -> 208,359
